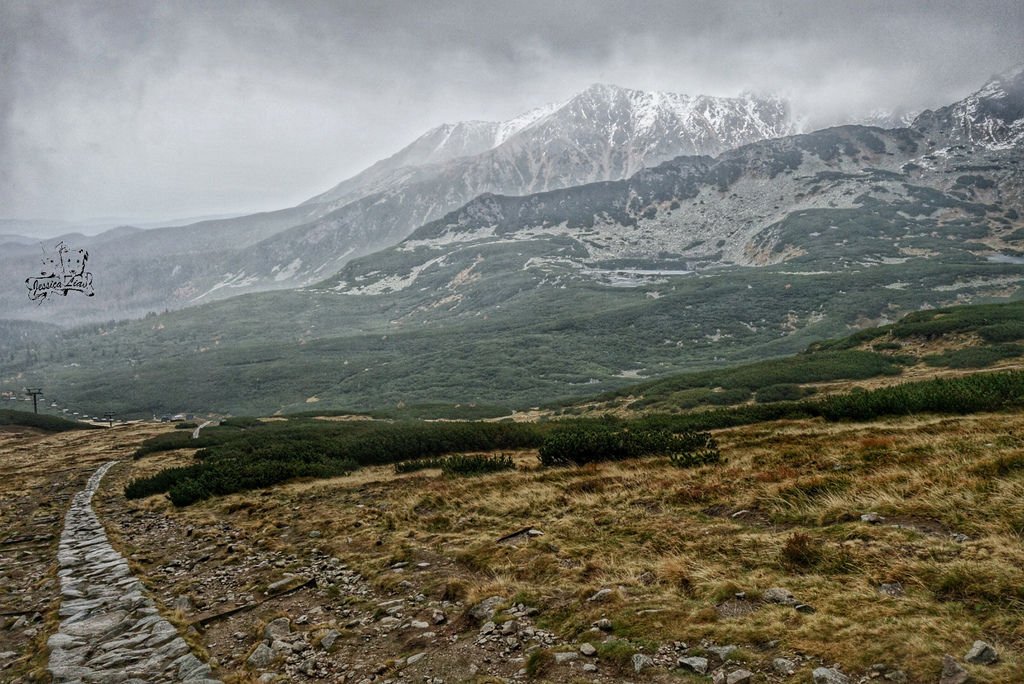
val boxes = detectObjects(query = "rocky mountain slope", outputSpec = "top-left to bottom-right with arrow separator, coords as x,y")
214,86 -> 794,295
913,63 -> 1024,149
3,70 -> 1022,417
0,85 -> 792,325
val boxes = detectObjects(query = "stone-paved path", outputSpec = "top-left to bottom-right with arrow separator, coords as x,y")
47,461 -> 220,683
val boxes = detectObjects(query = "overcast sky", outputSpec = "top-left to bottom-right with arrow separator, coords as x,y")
2,0 -> 1023,228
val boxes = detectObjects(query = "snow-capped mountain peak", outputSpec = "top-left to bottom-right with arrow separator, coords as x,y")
912,64 -> 1024,149
307,84 -> 794,208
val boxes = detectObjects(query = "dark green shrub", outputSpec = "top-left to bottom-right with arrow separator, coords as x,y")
175,421 -> 198,429
923,344 -> 1023,369
219,416 -> 262,428
815,370 -> 1024,420
394,458 -> 447,474
755,383 -> 812,403
704,388 -> 752,405
168,478 -> 209,507
668,432 -> 721,468
441,454 -> 515,476
978,321 -> 1024,343
0,409 -> 97,432
538,427 -> 718,467
126,418 -> 542,505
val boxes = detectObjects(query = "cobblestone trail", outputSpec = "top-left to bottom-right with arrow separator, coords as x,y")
47,461 -> 220,683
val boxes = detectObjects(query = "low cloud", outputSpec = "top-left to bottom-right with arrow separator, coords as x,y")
2,0 -> 1022,225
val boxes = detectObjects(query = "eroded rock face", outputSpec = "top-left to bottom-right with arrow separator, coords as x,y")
47,462 -> 220,683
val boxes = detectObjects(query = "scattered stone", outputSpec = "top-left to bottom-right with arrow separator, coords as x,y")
579,643 -> 597,657
172,595 -> 193,613
773,657 -> 795,675
246,644 -> 274,669
593,618 -> 613,631
812,666 -> 850,684
795,603 -> 816,613
582,663 -> 598,672
431,609 -> 447,624
406,652 -> 426,665
878,582 -> 904,597
410,620 -> 430,629
587,588 -> 614,602
263,617 -> 291,641
555,652 -> 579,664
708,645 -> 737,660
468,596 -> 504,622
861,512 -> 885,524
884,671 -> 908,682
951,533 -> 969,543
266,577 -> 295,594
763,587 -> 797,605
320,629 -> 340,651
965,640 -> 998,665
678,656 -> 709,674
939,655 -> 970,684
726,669 -> 753,684
632,653 -> 654,673
269,640 -> 291,659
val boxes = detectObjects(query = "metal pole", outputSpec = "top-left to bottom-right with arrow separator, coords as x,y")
25,388 -> 42,414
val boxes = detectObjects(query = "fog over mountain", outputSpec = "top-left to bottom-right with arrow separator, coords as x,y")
2,1 -> 1022,226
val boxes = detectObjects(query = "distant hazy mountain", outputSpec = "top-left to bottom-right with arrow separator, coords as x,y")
307,84 -> 793,212
321,68 -> 1024,300
850,108 -> 920,129
303,101 -> 564,211
214,85 -> 794,296
0,85 -> 795,324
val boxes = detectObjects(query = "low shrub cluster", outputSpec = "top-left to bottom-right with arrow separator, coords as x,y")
668,432 -> 721,468
815,370 -> 1024,420
440,454 -> 515,476
538,426 -> 718,467
126,368 -> 1024,507
923,343 -> 1023,369
394,458 -> 447,474
0,409 -> 98,432
127,418 -> 543,506
755,383 -> 815,403
639,370 -> 1024,432
125,455 -> 358,506
394,454 -> 515,475
609,349 -> 902,410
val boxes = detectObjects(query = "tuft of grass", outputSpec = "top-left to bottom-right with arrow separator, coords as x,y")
525,649 -> 553,678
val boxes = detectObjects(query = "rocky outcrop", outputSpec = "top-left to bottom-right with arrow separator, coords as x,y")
48,461 -> 219,683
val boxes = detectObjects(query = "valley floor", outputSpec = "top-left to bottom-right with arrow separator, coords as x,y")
4,411 -> 1024,683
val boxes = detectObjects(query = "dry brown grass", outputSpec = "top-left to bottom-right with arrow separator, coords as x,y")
74,412 -> 1024,682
